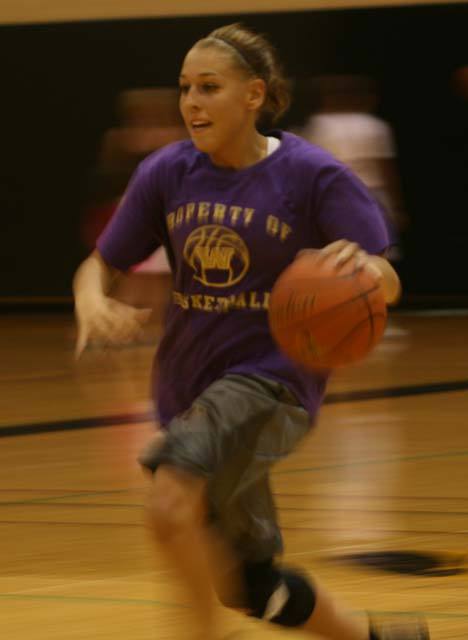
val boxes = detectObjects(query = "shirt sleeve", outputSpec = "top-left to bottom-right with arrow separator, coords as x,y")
315,167 -> 389,255
96,159 -> 165,271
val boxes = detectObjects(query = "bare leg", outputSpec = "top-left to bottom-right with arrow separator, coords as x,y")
302,582 -> 369,639
147,465 -> 224,639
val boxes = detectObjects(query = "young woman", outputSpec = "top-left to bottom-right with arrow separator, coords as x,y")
74,23 -> 427,640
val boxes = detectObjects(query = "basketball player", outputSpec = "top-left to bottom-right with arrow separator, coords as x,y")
73,24 -> 428,640
300,74 -> 406,262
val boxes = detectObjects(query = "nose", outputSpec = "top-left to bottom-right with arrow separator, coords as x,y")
182,86 -> 200,111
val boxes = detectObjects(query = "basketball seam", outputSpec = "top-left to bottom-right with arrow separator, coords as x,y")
319,312 -> 386,365
357,283 -> 376,350
270,284 -> 382,331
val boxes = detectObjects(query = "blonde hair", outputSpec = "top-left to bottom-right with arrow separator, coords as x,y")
196,23 -> 290,128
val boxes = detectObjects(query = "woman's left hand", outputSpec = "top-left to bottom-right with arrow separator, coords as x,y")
319,239 -> 383,282
297,240 -> 401,304
319,239 -> 401,304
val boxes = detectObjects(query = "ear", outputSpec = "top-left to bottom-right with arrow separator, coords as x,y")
246,77 -> 267,112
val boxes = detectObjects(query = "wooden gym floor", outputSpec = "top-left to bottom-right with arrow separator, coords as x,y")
1,309 -> 468,639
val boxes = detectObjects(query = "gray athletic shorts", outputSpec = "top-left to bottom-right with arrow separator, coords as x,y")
139,374 -> 310,562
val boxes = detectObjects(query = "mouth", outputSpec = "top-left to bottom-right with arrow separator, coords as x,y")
190,120 -> 213,134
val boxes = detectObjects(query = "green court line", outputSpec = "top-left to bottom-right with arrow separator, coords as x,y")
4,449 -> 468,509
0,593 -> 467,620
275,449 -> 468,475
370,609 -> 468,621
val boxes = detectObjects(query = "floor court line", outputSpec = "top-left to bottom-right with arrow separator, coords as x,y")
2,448 -> 468,508
4,570 -> 173,598
0,487 -> 143,494
2,488 -> 468,502
1,378 -> 467,439
3,501 -> 468,519
1,520 -> 467,537
0,592 -> 466,621
275,449 -> 468,475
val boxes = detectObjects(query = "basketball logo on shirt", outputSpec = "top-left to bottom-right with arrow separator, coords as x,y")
183,225 -> 250,287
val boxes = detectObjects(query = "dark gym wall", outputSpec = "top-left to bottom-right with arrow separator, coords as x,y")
1,4 -> 467,299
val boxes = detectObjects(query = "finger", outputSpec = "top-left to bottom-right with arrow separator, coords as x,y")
75,324 -> 89,359
317,240 -> 351,267
354,250 -> 368,271
319,239 -> 349,257
364,261 -> 383,282
334,242 -> 360,266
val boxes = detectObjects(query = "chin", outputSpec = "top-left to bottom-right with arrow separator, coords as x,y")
190,137 -> 218,154
191,139 -> 209,152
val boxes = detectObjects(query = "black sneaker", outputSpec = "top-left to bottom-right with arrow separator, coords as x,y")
370,617 -> 430,639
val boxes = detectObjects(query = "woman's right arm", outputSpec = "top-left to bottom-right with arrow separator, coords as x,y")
74,152 -> 169,356
73,250 -> 151,357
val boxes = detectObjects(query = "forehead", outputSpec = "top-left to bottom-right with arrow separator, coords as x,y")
180,44 -> 242,79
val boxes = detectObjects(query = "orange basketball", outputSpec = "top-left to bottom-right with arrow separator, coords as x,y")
269,251 -> 387,370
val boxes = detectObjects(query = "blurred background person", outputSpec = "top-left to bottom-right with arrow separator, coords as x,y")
300,75 -> 407,262
82,87 -> 186,272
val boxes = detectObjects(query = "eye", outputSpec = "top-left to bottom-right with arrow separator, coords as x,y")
200,83 -> 219,93
179,84 -> 190,95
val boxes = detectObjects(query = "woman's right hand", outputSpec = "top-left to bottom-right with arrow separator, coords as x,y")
75,293 -> 152,358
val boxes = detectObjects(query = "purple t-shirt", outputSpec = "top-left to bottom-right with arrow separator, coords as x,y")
97,131 -> 389,425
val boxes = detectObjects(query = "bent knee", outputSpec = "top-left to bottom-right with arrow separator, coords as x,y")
147,465 -> 207,540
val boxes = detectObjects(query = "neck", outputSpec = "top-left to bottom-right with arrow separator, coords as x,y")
210,129 -> 268,170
